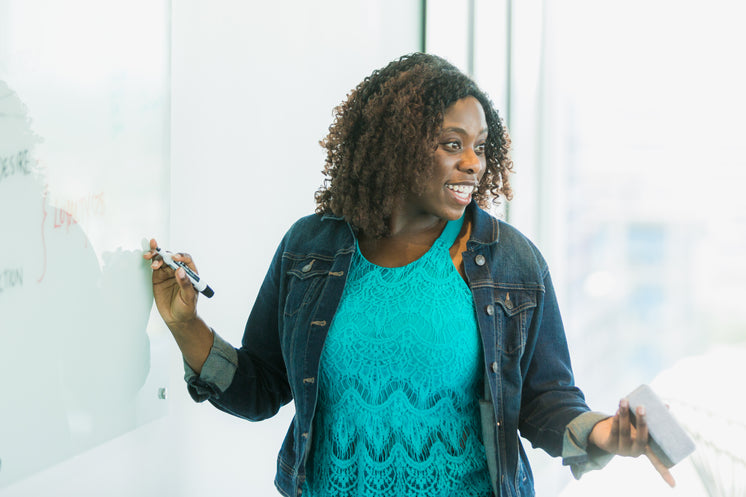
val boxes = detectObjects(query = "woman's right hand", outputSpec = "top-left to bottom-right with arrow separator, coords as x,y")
143,238 -> 200,328
143,238 -> 214,373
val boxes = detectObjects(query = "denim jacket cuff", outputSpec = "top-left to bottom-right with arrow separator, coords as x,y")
183,330 -> 238,402
562,411 -> 615,479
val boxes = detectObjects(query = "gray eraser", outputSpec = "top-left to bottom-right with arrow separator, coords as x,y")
626,384 -> 696,468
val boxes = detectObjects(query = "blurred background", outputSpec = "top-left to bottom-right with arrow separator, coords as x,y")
1,1 -> 744,496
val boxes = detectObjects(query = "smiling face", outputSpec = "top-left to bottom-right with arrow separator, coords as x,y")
399,96 -> 488,227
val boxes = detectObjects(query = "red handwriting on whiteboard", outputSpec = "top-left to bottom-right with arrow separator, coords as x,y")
38,189 -> 106,283
53,192 -> 106,232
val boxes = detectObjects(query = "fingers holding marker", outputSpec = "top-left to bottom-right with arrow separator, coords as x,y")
156,247 -> 215,298
143,238 -> 160,263
150,256 -> 165,270
174,265 -> 195,293
172,251 -> 192,263
143,239 -> 215,297
144,239 -> 168,272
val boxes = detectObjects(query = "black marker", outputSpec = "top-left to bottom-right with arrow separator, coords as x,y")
156,247 -> 214,298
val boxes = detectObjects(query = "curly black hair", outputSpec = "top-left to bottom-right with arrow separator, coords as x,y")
314,52 -> 513,238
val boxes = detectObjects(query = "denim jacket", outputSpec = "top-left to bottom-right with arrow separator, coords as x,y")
185,202 -> 612,497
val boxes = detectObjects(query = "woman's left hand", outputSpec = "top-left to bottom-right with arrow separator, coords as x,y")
588,399 -> 676,487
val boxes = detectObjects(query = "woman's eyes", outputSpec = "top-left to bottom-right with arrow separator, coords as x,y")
440,140 -> 486,154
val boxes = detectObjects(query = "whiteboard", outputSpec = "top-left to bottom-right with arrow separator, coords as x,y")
0,0 -> 171,486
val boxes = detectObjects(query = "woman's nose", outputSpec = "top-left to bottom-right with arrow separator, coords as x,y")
458,148 -> 484,175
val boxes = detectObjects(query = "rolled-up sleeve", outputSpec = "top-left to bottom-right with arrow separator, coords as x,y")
562,411 -> 615,479
183,330 -> 238,402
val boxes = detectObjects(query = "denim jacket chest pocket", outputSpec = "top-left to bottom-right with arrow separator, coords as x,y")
493,288 -> 537,355
283,255 -> 335,318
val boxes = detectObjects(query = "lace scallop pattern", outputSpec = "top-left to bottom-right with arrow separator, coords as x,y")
304,217 -> 493,497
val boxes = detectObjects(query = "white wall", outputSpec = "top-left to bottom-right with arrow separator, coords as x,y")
1,2 -> 420,496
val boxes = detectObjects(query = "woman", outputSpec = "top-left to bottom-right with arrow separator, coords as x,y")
145,53 -> 673,496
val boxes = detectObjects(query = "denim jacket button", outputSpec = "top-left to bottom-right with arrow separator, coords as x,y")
504,292 -> 513,309
486,304 -> 495,316
301,261 -> 313,273
475,254 -> 486,266
491,361 -> 498,373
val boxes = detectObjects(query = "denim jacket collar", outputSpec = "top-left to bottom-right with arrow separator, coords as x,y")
321,201 -> 500,248
467,201 -> 501,247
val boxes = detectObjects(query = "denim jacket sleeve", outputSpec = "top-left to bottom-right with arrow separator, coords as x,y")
562,411 -> 615,478
183,330 -> 239,401
517,266 -> 594,457
512,239 -> 613,474
183,234 -> 294,421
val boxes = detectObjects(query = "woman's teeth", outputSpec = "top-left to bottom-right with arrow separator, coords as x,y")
446,184 -> 475,194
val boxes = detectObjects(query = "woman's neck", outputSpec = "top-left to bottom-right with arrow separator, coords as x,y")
357,210 -> 472,280
358,216 -> 446,268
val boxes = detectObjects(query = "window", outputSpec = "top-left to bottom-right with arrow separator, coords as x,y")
430,0 -> 746,494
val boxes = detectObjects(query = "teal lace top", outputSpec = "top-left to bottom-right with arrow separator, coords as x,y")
303,215 -> 492,496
